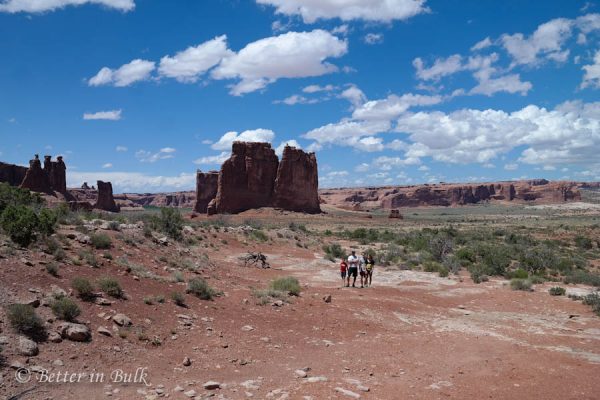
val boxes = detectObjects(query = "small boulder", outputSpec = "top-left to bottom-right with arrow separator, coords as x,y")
18,336 -> 39,356
183,357 -> 192,367
203,381 -> 221,390
335,387 -> 361,399
57,322 -> 91,342
323,294 -> 332,303
97,327 -> 112,337
47,331 -> 63,343
112,313 -> 132,327
295,369 -> 308,378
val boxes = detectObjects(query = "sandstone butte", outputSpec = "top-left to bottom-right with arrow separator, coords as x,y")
196,142 -> 322,215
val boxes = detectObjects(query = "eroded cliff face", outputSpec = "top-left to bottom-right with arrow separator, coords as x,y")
320,180 -> 583,210
273,146 -> 321,214
94,181 -> 120,212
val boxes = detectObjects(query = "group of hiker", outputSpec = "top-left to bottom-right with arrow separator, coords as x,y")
339,250 -> 375,288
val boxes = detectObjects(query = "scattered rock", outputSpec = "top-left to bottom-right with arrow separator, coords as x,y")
272,300 -> 284,307
0,335 -> 9,345
203,381 -> 221,390
18,336 -> 39,356
94,297 -> 113,306
295,369 -> 308,378
112,313 -> 132,327
183,389 -> 197,398
323,294 -> 332,303
183,357 -> 192,367
47,331 -> 63,343
57,322 -> 91,342
305,376 -> 328,383
97,327 -> 112,337
241,325 -> 254,332
335,387 -> 361,399
53,359 -> 64,367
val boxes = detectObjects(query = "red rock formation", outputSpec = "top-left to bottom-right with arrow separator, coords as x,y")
214,142 -> 279,214
389,209 -> 403,219
20,155 -> 53,193
94,181 -> 120,212
273,146 -> 321,214
194,171 -> 219,213
0,161 -> 27,187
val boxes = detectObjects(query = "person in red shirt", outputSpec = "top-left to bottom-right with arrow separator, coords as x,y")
340,259 -> 348,287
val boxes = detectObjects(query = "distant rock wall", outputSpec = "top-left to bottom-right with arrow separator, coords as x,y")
0,154 -> 67,194
20,155 -> 53,194
194,171 -> 219,213
0,161 -> 27,187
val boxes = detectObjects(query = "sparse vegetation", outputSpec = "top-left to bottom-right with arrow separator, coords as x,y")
50,297 -> 81,322
171,291 -> 186,306
582,292 -> 600,316
549,286 -> 566,296
90,233 -> 112,249
270,276 -> 301,296
186,277 -> 216,300
323,243 -> 346,262
98,277 -> 123,298
46,262 -> 59,277
510,278 -> 533,291
6,304 -> 44,336
72,277 -> 95,301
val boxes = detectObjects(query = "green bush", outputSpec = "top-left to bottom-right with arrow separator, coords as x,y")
98,277 -> 123,298
423,260 -> 441,273
157,208 -> 184,240
171,291 -> 186,306
510,278 -> 533,291
455,247 -> 476,263
438,266 -> 449,277
270,276 -> 301,296
186,278 -> 216,300
90,233 -> 112,249
0,205 -> 39,247
50,297 -> 81,322
582,293 -> 600,316
0,182 -> 43,211
520,246 -> 558,273
323,243 -> 346,260
564,270 -> 600,287
6,304 -> 44,336
574,235 -> 593,250
37,208 -> 57,236
549,286 -> 566,296
46,262 -> 59,277
510,268 -> 529,279
71,277 -> 95,300
478,244 -> 512,276
469,264 -> 489,284
250,230 -> 269,242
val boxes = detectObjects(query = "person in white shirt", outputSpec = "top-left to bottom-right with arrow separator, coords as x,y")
346,251 -> 359,287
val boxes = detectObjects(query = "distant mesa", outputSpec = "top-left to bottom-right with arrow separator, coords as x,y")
195,142 -> 321,215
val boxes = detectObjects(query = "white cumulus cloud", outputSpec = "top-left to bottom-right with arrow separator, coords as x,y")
83,109 -> 122,120
255,0 -> 428,23
581,50 -> 600,89
193,152 -> 230,165
135,147 -> 176,163
158,35 -> 232,83
88,59 -> 155,87
211,129 -> 276,150
0,0 -> 134,13
68,171 -> 195,193
211,30 -> 348,95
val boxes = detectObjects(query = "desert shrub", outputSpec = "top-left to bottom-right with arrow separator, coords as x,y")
91,233 -> 112,249
270,276 -> 301,296
46,262 -> 59,277
186,278 -> 216,300
252,288 -> 288,305
250,230 -> 269,242
510,268 -> 529,279
477,244 -> 512,276
0,182 -> 43,211
377,243 -> 404,266
71,277 -> 95,300
143,296 -> 153,305
0,205 -> 39,247
469,264 -> 489,284
98,277 -> 123,298
455,247 -> 476,263
438,266 -> 449,277
171,291 -> 186,306
50,297 -> 81,322
155,295 -> 166,304
6,304 -> 44,336
37,208 -> 57,236
520,246 -> 558,274
505,232 -> 536,246
423,260 -> 441,273
574,235 -> 593,250
443,255 -> 461,274
323,243 -> 346,261
107,221 -> 120,231
157,207 -> 184,240
78,249 -> 98,267
582,292 -> 600,316
172,271 -> 185,283
428,235 -> 453,262
549,286 -> 566,296
564,270 -> 600,287
529,275 -> 545,284
510,278 -> 533,291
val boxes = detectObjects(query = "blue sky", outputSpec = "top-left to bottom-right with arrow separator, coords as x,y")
0,0 -> 599,193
